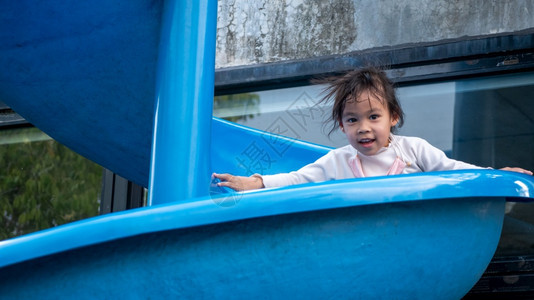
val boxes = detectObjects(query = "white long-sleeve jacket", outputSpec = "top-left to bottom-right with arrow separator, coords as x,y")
262,135 -> 484,188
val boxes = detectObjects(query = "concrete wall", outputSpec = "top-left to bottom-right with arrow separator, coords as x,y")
216,0 -> 534,68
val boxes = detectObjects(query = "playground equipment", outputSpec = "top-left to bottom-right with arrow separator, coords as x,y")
1,1 -> 533,298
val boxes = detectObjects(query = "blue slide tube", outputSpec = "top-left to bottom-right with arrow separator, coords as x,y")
148,0 -> 218,205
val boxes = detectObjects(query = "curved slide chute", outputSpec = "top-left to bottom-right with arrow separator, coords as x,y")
1,0 -> 533,298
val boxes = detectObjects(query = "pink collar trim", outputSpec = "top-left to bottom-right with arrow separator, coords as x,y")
349,155 -> 406,178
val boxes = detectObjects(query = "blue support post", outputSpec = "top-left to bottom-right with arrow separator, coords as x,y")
148,0 -> 218,205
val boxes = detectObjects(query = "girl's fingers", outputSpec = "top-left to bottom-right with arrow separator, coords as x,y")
500,167 -> 533,175
213,173 -> 232,181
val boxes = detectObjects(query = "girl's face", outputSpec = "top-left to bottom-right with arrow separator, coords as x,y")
339,91 -> 398,156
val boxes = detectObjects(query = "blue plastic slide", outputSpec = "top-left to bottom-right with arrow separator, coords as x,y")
1,0 -> 533,298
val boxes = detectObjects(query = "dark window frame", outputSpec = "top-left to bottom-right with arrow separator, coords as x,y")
100,169 -> 145,214
214,30 -> 534,94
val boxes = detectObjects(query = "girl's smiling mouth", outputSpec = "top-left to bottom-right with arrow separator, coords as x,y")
358,138 -> 375,147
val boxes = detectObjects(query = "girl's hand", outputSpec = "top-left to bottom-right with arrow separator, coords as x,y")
212,173 -> 265,191
500,167 -> 533,176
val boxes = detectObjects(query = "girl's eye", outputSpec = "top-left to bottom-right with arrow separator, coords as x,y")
347,118 -> 357,123
369,114 -> 380,120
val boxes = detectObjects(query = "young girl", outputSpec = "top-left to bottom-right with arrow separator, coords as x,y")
214,67 -> 532,191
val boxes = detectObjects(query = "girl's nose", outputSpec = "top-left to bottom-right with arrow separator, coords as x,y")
358,122 -> 370,133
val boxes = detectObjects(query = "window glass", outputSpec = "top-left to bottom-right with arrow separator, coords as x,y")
0,127 -> 102,240
214,71 -> 534,256
214,85 -> 346,148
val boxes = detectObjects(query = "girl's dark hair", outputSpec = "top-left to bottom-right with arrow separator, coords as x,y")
317,66 -> 404,135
